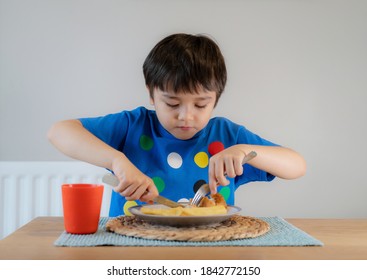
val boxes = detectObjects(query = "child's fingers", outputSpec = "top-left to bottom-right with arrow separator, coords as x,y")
215,160 -> 230,187
140,184 -> 159,202
234,159 -> 244,176
208,180 -> 217,194
224,158 -> 236,178
214,160 -> 226,183
125,185 -> 147,201
120,183 -> 139,198
208,161 -> 218,194
112,182 -> 127,195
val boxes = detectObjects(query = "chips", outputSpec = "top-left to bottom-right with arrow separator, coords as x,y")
140,205 -> 227,216
140,193 -> 228,216
140,206 -> 184,216
180,205 -> 227,216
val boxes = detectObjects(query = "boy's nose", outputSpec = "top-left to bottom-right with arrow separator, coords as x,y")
178,106 -> 194,121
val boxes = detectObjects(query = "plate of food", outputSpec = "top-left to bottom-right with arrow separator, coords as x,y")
128,193 -> 241,227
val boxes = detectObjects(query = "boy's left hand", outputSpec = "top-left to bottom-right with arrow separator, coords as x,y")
208,145 -> 246,194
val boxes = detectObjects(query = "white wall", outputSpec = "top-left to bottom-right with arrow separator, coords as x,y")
1,0 -> 366,218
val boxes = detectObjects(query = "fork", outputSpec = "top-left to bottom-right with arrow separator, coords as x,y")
190,183 -> 210,206
190,151 -> 257,206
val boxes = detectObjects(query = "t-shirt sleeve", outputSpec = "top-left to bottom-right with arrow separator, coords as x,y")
79,111 -> 129,150
235,126 -> 279,187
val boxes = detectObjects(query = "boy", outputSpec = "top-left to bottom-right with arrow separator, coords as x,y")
48,33 -> 306,217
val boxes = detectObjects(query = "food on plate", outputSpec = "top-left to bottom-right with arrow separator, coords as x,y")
182,205 -> 227,216
140,193 -> 228,216
140,205 -> 227,216
198,193 -> 227,208
140,206 -> 184,216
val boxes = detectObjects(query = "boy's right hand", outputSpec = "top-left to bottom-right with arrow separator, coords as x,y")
111,154 -> 158,202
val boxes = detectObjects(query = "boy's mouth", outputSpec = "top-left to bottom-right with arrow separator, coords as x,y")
178,126 -> 193,131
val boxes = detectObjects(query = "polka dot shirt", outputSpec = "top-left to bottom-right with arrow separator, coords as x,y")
80,107 -> 277,217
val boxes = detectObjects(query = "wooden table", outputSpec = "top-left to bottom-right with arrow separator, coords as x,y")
0,217 -> 366,260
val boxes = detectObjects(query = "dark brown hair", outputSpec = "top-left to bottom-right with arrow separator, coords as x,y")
143,33 -> 227,105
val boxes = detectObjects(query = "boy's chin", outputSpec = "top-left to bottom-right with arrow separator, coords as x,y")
171,131 -> 197,140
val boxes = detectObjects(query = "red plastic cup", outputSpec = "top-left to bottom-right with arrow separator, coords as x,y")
62,184 -> 104,234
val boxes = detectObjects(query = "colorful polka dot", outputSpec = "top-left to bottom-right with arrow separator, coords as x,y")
123,200 -> 138,216
208,141 -> 225,156
219,187 -> 231,202
139,135 -> 154,151
178,198 -> 190,203
193,179 -> 207,193
152,176 -> 165,193
194,151 -> 209,168
167,152 -> 183,169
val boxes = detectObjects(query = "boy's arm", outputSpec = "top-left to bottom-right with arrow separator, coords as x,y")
208,144 -> 306,193
47,119 -> 158,202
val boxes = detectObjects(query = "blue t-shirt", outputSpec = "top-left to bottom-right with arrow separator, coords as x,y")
80,106 -> 277,217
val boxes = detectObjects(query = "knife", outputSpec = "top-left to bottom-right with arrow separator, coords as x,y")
102,173 -> 181,208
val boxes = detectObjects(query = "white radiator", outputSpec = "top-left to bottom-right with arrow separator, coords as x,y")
0,161 -> 111,240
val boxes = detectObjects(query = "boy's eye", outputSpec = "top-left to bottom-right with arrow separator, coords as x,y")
195,104 -> 207,109
166,103 -> 179,108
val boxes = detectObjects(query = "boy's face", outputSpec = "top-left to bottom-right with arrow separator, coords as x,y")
150,88 -> 217,140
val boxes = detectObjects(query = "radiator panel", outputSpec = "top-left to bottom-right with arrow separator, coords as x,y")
0,162 -> 111,240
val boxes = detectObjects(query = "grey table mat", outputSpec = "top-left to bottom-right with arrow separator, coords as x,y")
54,217 -> 323,247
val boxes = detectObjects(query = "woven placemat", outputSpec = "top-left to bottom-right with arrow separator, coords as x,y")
106,215 -> 269,241
54,216 -> 323,247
